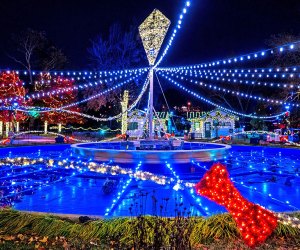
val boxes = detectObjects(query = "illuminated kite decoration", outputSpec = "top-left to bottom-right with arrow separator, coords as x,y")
195,163 -> 278,248
139,9 -> 171,66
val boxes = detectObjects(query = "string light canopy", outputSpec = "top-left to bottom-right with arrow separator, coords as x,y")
139,9 -> 171,66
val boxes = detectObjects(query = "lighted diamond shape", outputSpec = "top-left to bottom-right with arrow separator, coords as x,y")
139,9 -> 171,66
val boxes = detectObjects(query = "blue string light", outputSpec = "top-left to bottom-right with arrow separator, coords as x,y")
159,40 -> 300,69
159,73 -> 286,119
0,67 -> 148,78
24,70 -> 146,101
104,161 -> 142,216
171,69 -> 299,89
154,1 -> 191,68
165,162 -> 210,216
160,71 -> 300,107
7,72 -> 147,113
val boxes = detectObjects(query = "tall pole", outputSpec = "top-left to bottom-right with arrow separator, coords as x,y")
139,9 -> 170,139
149,68 -> 154,139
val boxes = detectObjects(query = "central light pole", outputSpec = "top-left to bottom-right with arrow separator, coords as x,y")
139,9 -> 170,139
148,68 -> 154,138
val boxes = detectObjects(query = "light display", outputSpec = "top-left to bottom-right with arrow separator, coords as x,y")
195,163 -> 278,247
36,76 -> 84,126
0,72 -> 30,136
166,67 -> 300,89
154,1 -> 191,67
139,9 -> 171,66
17,73 -> 150,122
121,90 -> 129,134
0,68 -> 148,78
162,72 -> 298,107
162,40 -> 300,69
159,73 -> 286,119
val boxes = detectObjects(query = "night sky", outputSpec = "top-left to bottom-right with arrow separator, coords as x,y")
1,0 -> 300,69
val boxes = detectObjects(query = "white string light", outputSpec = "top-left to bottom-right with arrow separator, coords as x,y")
160,71 -> 300,107
172,69 -> 299,89
160,40 -> 300,69
0,67 -> 148,78
159,73 -> 286,119
16,73 -> 150,122
154,1 -> 191,68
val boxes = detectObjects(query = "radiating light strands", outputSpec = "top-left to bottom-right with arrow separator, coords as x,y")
162,40 -> 300,69
154,1 -> 191,68
159,73 -> 286,119
160,72 -> 300,107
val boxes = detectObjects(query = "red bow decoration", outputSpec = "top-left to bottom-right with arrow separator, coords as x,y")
195,163 -> 277,248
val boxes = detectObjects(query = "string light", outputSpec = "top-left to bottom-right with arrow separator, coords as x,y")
104,162 -> 142,216
24,70 -> 143,100
165,162 -> 210,216
160,72 -> 300,107
154,1 -> 191,68
0,68 -> 148,78
162,68 -> 300,89
161,40 -> 300,69
159,73 -> 286,119
14,72 -> 146,113
16,73 -> 150,122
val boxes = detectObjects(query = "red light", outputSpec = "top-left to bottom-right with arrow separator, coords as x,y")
195,163 -> 277,248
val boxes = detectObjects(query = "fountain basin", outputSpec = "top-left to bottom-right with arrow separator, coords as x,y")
71,141 -> 231,164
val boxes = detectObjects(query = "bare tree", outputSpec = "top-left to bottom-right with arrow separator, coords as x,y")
8,29 -> 67,89
9,29 -> 46,85
85,23 -> 146,111
39,45 -> 67,71
88,23 -> 144,70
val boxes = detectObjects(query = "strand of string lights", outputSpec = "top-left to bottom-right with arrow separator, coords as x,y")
153,1 -> 191,68
160,67 -> 300,81
159,40 -> 300,70
166,69 -> 300,89
0,70 -> 147,104
24,70 -> 142,100
17,71 -> 147,112
16,73 -> 150,122
160,72 -> 300,107
158,73 -> 286,119
176,66 -> 300,73
0,67 -> 148,78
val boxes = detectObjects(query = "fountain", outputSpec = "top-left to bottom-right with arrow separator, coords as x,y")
71,9 -> 231,164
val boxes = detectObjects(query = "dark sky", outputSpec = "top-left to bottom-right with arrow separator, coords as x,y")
1,0 -> 300,69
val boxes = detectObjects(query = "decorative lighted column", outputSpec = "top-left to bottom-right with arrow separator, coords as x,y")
58,123 -> 62,133
5,122 -> 9,137
16,122 -> 19,133
139,9 -> 170,139
121,90 -> 129,135
44,121 -> 48,134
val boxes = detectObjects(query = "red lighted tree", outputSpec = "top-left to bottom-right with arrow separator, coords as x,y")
0,71 -> 28,125
37,76 -> 84,127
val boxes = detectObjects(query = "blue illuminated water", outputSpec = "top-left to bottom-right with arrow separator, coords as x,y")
1,144 -> 299,216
